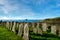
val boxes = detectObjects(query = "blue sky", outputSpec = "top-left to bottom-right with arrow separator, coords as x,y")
0,0 -> 60,20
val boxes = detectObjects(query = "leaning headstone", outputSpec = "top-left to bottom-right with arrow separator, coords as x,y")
12,22 -> 16,33
32,22 -> 35,28
36,22 -> 40,28
6,22 -> 9,29
37,22 -> 42,35
32,22 -> 37,33
23,23 -> 29,40
59,29 -> 60,36
51,25 -> 56,35
57,26 -> 60,36
1,22 -> 3,26
3,22 -> 6,27
16,23 -> 19,28
9,22 -> 12,30
18,23 -> 23,37
33,28 -> 37,33
4,22 -> 6,27
42,23 -> 48,32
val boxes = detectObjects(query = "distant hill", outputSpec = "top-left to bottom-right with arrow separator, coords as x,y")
42,17 -> 60,25
0,19 -> 40,22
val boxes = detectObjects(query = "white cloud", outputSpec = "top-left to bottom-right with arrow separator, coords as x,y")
0,0 -> 18,14
55,0 -> 60,7
0,0 -> 35,15
0,0 -> 55,19
0,16 -> 23,20
56,4 -> 60,7
0,16 -> 35,20
21,0 -> 45,6
0,16 -> 9,20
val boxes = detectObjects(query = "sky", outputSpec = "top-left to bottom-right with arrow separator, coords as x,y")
0,0 -> 60,20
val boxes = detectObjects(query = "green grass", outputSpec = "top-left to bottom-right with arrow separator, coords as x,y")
0,25 -> 22,40
0,24 -> 60,40
29,26 -> 60,40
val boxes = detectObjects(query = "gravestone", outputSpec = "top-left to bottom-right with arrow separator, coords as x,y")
9,22 -> 12,30
51,25 -> 56,34
59,29 -> 60,36
32,22 -> 37,33
16,22 -> 19,28
12,22 -> 16,33
42,23 -> 48,32
37,22 -> 42,35
23,23 -> 29,40
6,22 -> 9,29
18,23 -> 23,37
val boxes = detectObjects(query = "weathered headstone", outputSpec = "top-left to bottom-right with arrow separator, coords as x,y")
57,26 -> 60,36
51,25 -> 56,34
3,22 -> 6,27
32,22 -> 37,33
6,22 -> 9,29
9,22 -> 12,30
32,23 -> 35,33
12,22 -> 16,33
23,23 -> 29,40
33,28 -> 37,33
59,29 -> 60,36
42,23 -> 48,32
32,22 -> 35,28
16,23 -> 19,28
37,22 -> 42,35
18,23 -> 23,37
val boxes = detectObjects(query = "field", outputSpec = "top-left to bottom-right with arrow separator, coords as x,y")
29,26 -> 60,40
0,24 -> 22,40
0,23 -> 60,40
